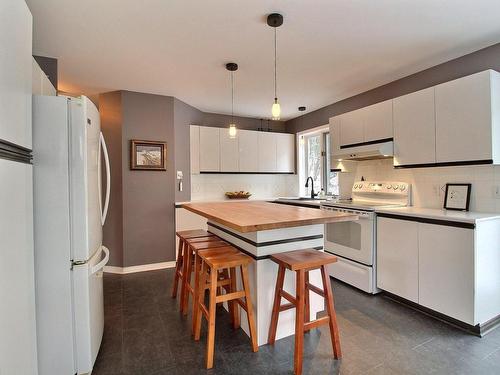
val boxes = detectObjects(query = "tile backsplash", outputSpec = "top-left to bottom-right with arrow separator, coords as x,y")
346,159 -> 500,212
191,174 -> 299,201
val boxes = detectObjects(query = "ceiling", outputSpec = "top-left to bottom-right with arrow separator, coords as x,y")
27,0 -> 500,121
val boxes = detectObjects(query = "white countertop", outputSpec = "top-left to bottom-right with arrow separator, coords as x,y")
376,207 -> 500,224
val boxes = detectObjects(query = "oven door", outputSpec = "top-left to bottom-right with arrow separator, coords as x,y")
321,206 -> 374,265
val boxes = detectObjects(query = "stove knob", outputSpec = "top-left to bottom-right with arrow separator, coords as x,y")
393,184 -> 399,190
400,185 -> 406,191
359,184 -> 363,189
386,184 -> 392,189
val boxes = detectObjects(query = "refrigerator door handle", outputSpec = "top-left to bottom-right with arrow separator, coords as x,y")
100,132 -> 111,225
90,246 -> 110,275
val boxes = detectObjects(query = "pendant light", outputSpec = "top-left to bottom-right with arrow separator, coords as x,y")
267,13 -> 283,120
226,63 -> 238,139
226,62 -> 238,138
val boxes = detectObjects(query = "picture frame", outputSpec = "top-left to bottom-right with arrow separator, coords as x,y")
130,140 -> 167,171
443,183 -> 471,211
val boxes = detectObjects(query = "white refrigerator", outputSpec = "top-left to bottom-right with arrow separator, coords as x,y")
33,95 -> 111,375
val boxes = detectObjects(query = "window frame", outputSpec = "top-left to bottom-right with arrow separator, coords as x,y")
298,125 -> 338,197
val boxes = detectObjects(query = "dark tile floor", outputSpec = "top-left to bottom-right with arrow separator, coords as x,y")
93,269 -> 500,375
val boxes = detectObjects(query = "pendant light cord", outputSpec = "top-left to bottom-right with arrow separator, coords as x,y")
274,27 -> 277,100
231,71 -> 234,123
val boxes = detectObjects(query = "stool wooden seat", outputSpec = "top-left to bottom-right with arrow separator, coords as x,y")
194,250 -> 258,369
172,230 -> 215,300
180,239 -> 229,315
268,249 -> 341,375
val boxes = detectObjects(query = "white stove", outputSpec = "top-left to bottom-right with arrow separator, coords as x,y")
320,181 -> 411,294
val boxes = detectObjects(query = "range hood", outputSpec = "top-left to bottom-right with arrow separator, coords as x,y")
332,140 -> 394,161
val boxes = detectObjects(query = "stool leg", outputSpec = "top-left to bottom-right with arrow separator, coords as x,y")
206,268 -> 218,369
268,264 -> 285,345
194,261 -> 207,341
171,238 -> 184,298
181,244 -> 193,315
229,267 -> 240,329
304,271 -> 310,324
321,265 -> 342,359
241,265 -> 258,352
191,252 -> 201,335
294,269 -> 306,375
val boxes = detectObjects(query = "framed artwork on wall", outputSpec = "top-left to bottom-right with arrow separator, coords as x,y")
130,140 -> 167,171
443,183 -> 471,211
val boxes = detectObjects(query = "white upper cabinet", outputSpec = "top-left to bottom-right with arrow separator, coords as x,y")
339,108 -> 365,146
0,0 -> 32,148
238,129 -> 259,172
276,133 -> 295,173
338,100 -> 392,147
364,100 -> 393,142
199,126 -> 220,172
220,128 -> 239,172
191,126 -> 294,174
393,87 -> 436,166
258,132 -> 277,172
189,125 -> 200,174
435,70 -> 499,164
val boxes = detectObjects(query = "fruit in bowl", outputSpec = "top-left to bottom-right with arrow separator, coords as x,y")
225,191 -> 252,199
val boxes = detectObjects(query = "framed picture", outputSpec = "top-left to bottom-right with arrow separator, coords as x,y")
130,140 -> 167,171
444,183 -> 471,211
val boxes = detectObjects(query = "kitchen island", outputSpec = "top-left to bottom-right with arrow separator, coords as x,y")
181,201 -> 357,345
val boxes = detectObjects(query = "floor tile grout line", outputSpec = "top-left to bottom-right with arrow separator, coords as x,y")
411,337 -> 435,350
482,345 -> 500,360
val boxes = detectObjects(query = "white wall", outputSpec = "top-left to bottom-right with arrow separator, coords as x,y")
348,159 -> 500,212
191,174 -> 299,201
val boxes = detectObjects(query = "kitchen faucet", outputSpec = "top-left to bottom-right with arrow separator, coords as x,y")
305,177 -> 318,199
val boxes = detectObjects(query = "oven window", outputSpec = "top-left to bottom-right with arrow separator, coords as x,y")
326,221 -> 362,250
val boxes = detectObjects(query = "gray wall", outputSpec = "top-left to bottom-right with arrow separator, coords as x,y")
100,91 -> 123,267
286,42 -> 500,134
100,91 -> 176,267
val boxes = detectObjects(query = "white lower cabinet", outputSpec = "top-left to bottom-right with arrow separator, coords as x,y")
377,217 -> 419,303
377,214 -> 500,327
418,223 -> 474,324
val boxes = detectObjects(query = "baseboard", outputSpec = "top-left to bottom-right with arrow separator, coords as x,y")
104,261 -> 176,274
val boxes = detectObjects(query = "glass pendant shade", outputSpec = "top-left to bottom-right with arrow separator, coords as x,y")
229,123 -> 237,138
272,98 -> 281,120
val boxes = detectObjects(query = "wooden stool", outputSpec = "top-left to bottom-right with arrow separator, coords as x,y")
194,251 -> 258,369
172,229 -> 215,300
180,239 -> 229,315
268,249 -> 341,375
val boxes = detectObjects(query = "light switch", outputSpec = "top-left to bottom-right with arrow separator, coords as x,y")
176,170 -> 183,180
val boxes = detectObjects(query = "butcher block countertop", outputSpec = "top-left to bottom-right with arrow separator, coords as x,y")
181,201 -> 358,233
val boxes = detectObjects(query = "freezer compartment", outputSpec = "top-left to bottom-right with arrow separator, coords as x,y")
72,246 -> 109,374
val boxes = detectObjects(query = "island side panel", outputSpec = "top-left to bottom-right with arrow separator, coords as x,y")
207,220 -> 325,346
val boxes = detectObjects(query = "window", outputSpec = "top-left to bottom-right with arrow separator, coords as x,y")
299,128 -> 339,197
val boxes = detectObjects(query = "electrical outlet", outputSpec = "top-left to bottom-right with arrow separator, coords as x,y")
494,185 -> 500,199
176,170 -> 183,180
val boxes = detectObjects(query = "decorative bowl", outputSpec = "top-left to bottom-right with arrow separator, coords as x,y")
225,191 -> 252,199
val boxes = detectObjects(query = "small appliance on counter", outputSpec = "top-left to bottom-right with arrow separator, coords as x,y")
320,181 -> 411,294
